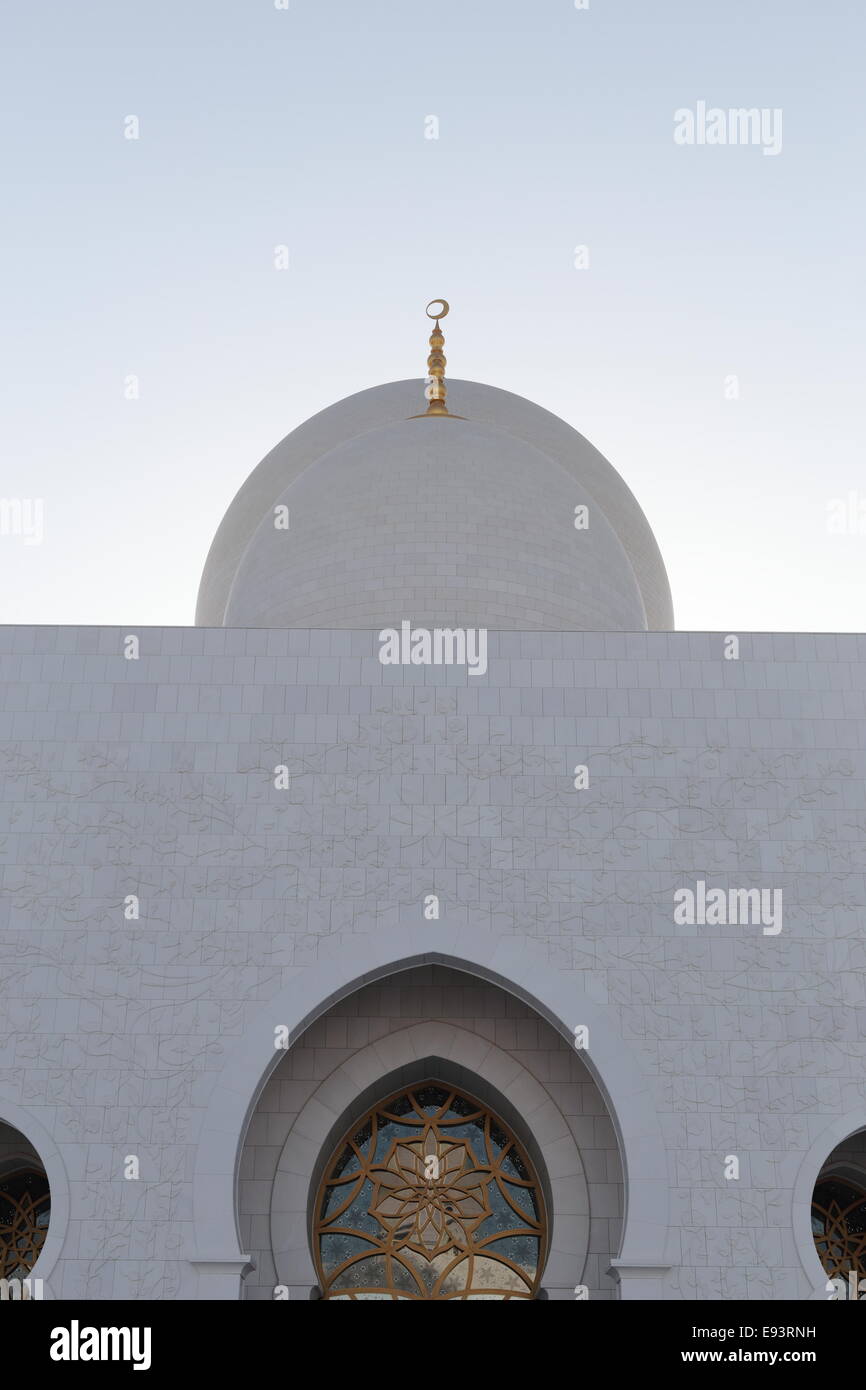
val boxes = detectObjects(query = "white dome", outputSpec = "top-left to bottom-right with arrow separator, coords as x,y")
222,415 -> 648,631
198,378 -> 673,631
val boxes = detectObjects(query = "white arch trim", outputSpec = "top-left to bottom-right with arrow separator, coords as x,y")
189,925 -> 669,1298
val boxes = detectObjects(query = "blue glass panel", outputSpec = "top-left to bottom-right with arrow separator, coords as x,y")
320,1232 -> 377,1272
331,1255 -> 388,1291
482,1234 -> 539,1276
503,1179 -> 538,1220
373,1120 -> 423,1162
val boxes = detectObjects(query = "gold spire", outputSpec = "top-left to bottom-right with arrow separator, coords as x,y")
408,299 -> 465,419
423,298 -> 449,415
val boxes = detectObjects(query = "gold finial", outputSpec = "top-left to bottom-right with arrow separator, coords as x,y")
408,299 -> 464,419
423,298 -> 449,415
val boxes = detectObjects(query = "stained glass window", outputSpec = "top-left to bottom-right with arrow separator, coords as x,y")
0,1170 -> 50,1279
811,1176 -> 866,1283
314,1083 -> 547,1299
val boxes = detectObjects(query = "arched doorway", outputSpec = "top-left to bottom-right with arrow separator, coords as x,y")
190,930 -> 669,1299
240,963 -> 621,1299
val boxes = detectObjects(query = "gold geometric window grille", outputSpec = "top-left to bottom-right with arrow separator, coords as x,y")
313,1082 -> 547,1300
811,1175 -> 866,1283
0,1169 -> 51,1280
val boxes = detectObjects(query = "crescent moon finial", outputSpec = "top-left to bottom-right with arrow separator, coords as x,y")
422,299 -> 450,415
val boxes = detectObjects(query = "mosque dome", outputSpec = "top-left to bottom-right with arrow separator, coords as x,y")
196,318 -> 673,631
222,413 -> 647,630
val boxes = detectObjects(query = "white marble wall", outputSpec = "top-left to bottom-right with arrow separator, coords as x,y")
0,625 -> 864,1299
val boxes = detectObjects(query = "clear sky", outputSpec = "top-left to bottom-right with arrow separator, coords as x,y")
1,0 -> 864,631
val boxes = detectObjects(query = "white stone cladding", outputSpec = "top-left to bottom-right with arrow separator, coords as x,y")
1,623 -> 865,1300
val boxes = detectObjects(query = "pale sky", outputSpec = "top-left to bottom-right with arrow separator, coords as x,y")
1,0 -> 864,632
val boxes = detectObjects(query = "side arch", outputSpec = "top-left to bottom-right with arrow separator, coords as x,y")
792,1113 -> 866,1300
189,926 -> 669,1298
0,1097 -> 69,1297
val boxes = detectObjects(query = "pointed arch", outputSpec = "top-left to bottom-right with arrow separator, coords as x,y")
189,926 -> 669,1298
